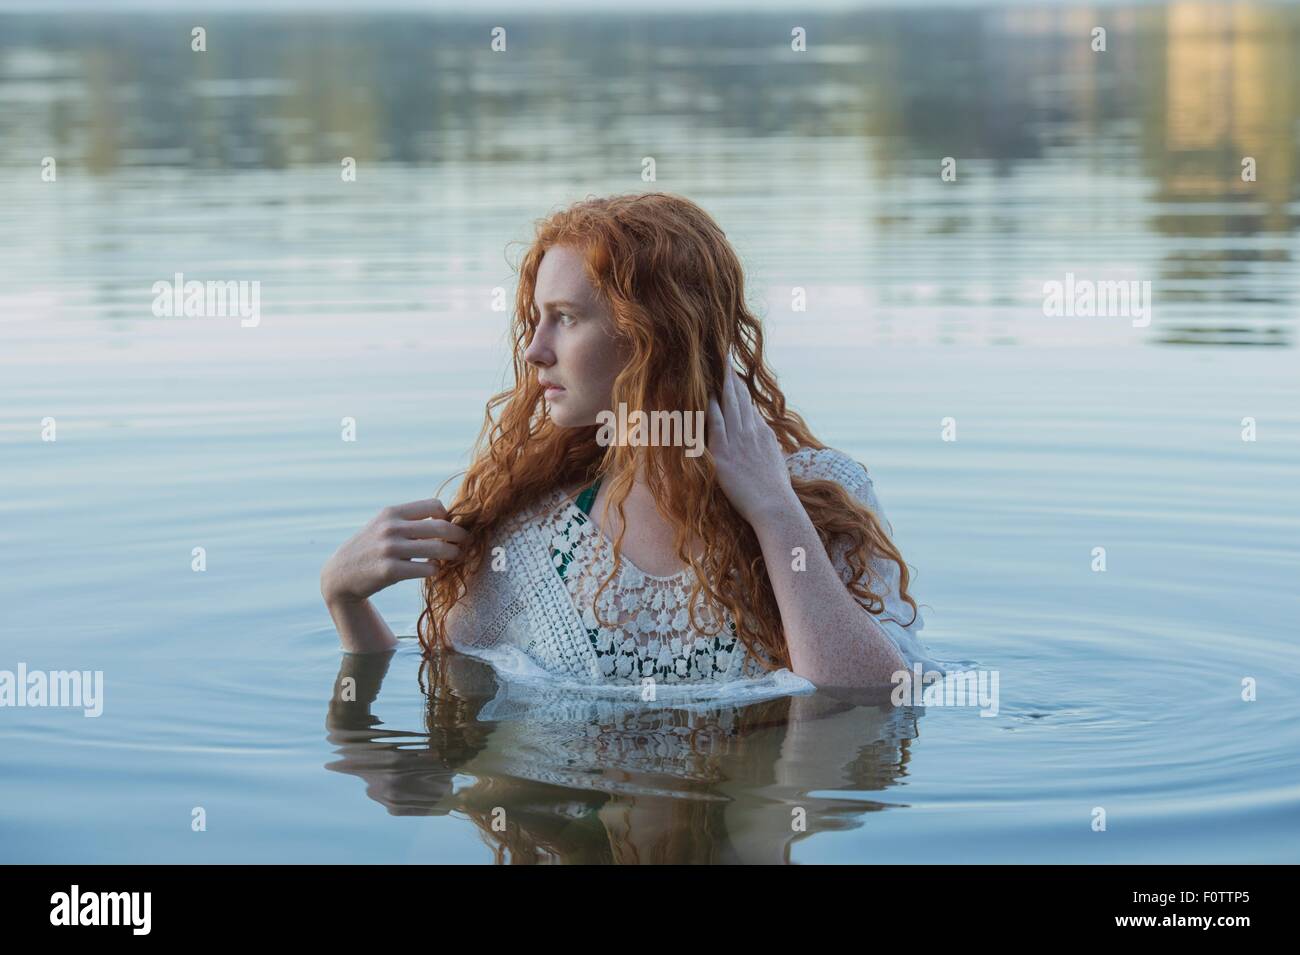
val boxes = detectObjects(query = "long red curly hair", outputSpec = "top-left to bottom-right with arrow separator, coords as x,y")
418,192 -> 918,671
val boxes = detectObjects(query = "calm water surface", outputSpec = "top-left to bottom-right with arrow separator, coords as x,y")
2,7 -> 1298,862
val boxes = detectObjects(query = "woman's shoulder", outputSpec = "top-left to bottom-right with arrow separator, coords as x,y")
784,445 -> 874,491
509,455 -> 876,522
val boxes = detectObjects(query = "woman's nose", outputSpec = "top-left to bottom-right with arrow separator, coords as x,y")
524,326 -> 554,367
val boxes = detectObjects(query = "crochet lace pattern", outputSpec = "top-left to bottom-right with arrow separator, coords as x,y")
448,446 -> 927,685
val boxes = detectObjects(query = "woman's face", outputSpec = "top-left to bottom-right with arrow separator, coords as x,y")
524,244 -> 630,428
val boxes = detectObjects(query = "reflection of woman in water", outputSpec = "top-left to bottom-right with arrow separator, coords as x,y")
322,192 -> 944,689
326,649 -> 923,864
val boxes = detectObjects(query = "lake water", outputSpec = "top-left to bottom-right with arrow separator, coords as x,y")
2,5 -> 1298,863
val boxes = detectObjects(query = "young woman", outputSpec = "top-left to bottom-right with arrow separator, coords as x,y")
321,193 -> 943,688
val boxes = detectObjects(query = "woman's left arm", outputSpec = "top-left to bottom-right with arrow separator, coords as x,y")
707,366 -> 908,688
746,491 -> 908,686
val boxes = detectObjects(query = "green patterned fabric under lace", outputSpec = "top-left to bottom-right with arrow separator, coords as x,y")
551,475 -> 738,645
554,477 -> 601,583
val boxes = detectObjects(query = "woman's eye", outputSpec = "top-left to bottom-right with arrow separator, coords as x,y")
558,312 -> 575,326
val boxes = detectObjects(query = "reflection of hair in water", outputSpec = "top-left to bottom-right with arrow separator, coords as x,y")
411,650 -> 496,779
419,651 -> 796,864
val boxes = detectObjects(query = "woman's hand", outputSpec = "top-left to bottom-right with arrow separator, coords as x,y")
706,365 -> 798,526
320,498 -> 468,606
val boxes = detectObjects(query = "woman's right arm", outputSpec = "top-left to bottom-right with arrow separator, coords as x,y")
322,595 -> 400,655
320,497 -> 468,654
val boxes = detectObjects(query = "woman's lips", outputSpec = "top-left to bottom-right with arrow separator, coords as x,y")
544,385 -> 565,396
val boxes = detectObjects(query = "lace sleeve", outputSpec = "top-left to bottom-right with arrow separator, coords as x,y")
788,448 -> 945,676
444,543 -> 527,652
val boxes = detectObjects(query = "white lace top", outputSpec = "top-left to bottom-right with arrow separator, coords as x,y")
442,446 -> 941,686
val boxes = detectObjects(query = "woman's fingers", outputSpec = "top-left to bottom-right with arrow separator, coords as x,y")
389,498 -> 448,520
710,363 -> 763,455
724,364 -> 759,439
323,499 -> 462,604
395,517 -> 468,543
721,363 -> 742,437
731,366 -> 756,433
385,538 -> 462,562
387,556 -> 447,580
706,394 -> 727,447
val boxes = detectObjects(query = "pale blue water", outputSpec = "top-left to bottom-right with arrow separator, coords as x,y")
2,7 -> 1299,863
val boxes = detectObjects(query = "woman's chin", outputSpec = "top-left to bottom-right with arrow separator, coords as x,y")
542,395 -> 599,429
547,407 -> 585,428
